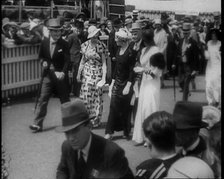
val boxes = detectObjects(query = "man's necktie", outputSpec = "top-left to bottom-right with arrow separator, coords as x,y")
77,151 -> 87,177
50,42 -> 56,58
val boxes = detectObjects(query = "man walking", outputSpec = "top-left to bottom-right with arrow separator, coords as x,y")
29,18 -> 70,132
175,23 -> 199,101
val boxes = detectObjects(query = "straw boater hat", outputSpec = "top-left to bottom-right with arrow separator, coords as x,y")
55,99 -> 95,133
47,18 -> 63,30
87,25 -> 100,39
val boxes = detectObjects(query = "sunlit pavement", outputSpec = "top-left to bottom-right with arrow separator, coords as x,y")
2,75 -> 207,179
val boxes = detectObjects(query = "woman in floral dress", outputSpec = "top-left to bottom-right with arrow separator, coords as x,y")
77,25 -> 107,127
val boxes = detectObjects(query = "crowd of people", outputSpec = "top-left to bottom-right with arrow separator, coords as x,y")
1,10 -> 221,179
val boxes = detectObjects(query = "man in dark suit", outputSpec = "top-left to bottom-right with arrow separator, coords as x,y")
67,20 -> 85,97
29,18 -> 70,132
174,23 -> 199,101
55,98 -> 134,179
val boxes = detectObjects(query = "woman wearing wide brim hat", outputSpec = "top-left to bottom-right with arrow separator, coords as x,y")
2,21 -> 18,35
77,25 -> 107,128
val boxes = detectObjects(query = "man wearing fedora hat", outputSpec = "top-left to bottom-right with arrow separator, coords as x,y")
173,101 -> 208,159
174,22 -> 200,101
55,98 -> 134,179
29,18 -> 70,132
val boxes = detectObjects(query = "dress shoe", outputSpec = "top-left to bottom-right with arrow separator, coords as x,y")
104,134 -> 113,140
29,124 -> 42,132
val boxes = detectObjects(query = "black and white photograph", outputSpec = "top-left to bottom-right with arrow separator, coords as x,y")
2,0 -> 221,178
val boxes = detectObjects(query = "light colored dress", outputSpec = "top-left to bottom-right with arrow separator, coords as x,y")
132,46 -> 162,144
205,40 -> 221,106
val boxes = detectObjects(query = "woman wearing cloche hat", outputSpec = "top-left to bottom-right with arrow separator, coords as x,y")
77,25 -> 107,128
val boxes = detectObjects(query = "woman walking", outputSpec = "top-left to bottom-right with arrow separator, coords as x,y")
105,28 -> 135,140
205,29 -> 221,108
132,28 -> 165,146
77,25 -> 107,128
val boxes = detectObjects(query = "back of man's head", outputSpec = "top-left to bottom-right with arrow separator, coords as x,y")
143,111 -> 175,152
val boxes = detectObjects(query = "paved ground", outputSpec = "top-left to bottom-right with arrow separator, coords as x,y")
2,76 -> 207,179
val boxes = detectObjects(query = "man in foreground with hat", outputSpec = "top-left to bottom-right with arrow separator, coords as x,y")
173,101 -> 208,159
174,22 -> 199,101
55,98 -> 134,179
29,18 -> 70,132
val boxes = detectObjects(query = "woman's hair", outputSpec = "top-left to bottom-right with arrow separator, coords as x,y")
207,28 -> 221,41
142,28 -> 155,45
143,111 -> 176,152
150,52 -> 166,70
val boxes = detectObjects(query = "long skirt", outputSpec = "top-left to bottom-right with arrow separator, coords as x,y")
80,60 -> 103,126
105,79 -> 132,136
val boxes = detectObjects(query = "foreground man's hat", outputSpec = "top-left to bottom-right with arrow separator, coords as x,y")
55,99 -> 93,132
173,101 -> 208,130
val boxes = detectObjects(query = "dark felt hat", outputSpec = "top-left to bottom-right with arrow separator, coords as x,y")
55,98 -> 94,132
173,101 -> 208,130
113,18 -> 123,28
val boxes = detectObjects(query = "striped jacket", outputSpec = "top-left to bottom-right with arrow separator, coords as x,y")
135,154 -> 181,179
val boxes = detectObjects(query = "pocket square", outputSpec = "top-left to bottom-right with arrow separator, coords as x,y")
58,49 -> 62,52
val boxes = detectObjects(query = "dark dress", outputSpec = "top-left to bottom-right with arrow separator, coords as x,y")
105,44 -> 135,137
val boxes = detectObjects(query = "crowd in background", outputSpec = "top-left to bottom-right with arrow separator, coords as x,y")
1,10 -> 221,179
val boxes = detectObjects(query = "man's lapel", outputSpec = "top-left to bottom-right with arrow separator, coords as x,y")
52,40 -> 60,59
46,38 -> 51,59
86,134 -> 104,177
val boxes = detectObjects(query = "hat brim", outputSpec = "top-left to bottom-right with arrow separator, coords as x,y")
48,26 -> 63,30
131,28 -> 140,32
87,29 -> 100,39
55,116 -> 95,133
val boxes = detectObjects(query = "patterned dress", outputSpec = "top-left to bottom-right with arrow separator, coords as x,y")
79,40 -> 107,127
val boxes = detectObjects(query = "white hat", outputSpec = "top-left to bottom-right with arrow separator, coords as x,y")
115,28 -> 132,40
202,105 -> 221,129
167,157 -> 214,178
154,19 -> 161,25
87,25 -> 100,39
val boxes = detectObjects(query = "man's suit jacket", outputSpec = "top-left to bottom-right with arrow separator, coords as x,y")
39,37 -> 70,75
56,133 -> 134,179
67,33 -> 82,64
108,29 -> 118,59
176,37 -> 199,72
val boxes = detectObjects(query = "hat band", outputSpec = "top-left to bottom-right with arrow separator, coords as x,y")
62,113 -> 89,127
